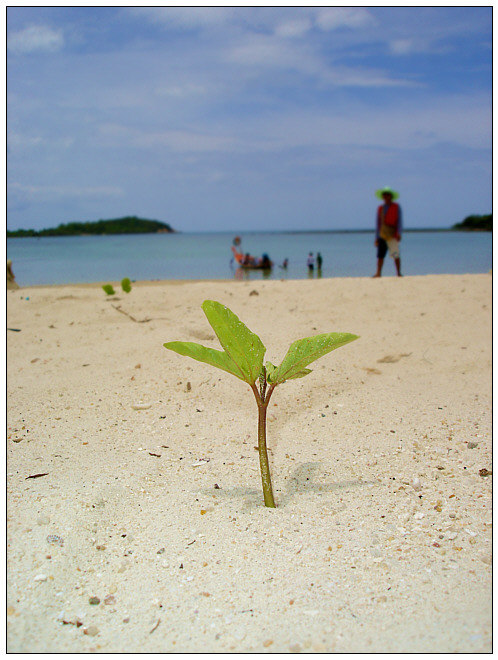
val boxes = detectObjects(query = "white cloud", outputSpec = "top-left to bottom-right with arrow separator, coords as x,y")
98,123 -> 237,153
389,38 -> 438,56
315,8 -> 375,31
226,34 -> 417,88
322,65 -> 420,88
8,182 -> 123,201
130,6 -> 376,38
389,39 -> 417,55
228,35 -> 310,69
7,25 -> 64,54
274,18 -> 312,39
128,6 -> 236,29
8,133 -> 43,148
95,87 -> 490,160
154,84 -> 206,99
258,94 -> 491,152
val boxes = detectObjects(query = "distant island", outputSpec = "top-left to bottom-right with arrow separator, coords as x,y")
452,214 -> 492,232
6,216 -> 175,237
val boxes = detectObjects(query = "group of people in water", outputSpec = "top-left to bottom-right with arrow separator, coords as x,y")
236,251 -> 272,269
231,238 -> 322,276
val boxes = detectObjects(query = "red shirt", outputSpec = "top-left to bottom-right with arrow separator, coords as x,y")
376,202 -> 402,240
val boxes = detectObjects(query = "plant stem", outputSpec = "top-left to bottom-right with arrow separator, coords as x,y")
252,383 -> 276,508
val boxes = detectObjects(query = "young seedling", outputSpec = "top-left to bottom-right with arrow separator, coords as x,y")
121,277 -> 132,293
102,284 -> 115,296
164,300 -> 358,508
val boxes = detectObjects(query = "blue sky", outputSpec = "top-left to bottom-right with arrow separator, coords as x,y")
7,6 -> 492,232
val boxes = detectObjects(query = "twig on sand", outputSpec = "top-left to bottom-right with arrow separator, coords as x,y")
111,305 -> 151,323
149,618 -> 161,634
111,304 -> 169,324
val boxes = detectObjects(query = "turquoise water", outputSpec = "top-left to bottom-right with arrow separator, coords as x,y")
6,231 -> 492,286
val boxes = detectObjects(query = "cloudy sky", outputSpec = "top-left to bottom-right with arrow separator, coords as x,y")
7,6 -> 492,232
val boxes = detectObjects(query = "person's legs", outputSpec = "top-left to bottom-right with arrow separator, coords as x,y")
387,239 -> 402,276
373,258 -> 384,277
374,239 -> 387,277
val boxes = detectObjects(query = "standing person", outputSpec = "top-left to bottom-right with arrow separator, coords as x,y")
373,186 -> 402,277
307,252 -> 315,276
316,252 -> 323,275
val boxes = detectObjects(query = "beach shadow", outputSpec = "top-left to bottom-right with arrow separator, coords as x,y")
201,484 -> 266,510
200,462 -> 377,510
277,462 -> 374,507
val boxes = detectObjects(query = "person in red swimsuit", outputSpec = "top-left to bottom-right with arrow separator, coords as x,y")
373,186 -> 402,277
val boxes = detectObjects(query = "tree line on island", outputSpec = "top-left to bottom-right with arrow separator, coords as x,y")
6,216 -> 174,237
6,213 -> 491,237
451,214 -> 492,232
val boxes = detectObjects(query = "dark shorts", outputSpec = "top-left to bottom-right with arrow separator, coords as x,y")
377,238 -> 388,259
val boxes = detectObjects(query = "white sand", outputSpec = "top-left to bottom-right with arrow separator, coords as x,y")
7,274 -> 492,653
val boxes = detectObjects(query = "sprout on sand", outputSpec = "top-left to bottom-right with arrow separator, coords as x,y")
164,300 -> 358,508
102,284 -> 115,296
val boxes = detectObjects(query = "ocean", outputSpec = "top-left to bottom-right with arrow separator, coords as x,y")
6,230 -> 492,287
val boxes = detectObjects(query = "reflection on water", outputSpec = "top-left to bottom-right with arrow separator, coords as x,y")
233,266 -> 277,281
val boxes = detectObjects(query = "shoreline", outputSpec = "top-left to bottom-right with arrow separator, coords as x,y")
7,273 -> 492,652
15,278 -> 224,290
10,270 -> 492,291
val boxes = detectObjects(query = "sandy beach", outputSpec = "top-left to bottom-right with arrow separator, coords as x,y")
7,274 -> 492,653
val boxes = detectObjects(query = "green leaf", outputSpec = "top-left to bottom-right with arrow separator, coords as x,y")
121,277 -> 132,293
265,361 -> 312,382
269,332 -> 358,384
163,341 -> 244,381
264,361 -> 277,382
102,284 -> 115,295
201,301 -> 266,384
284,368 -> 312,381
